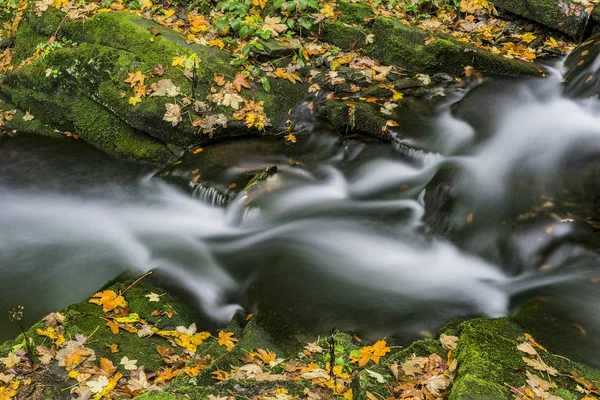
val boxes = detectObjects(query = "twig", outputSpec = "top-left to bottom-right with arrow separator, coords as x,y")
120,271 -> 153,295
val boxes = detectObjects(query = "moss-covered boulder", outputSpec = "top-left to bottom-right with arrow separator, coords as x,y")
1,8 -> 308,165
492,0 -> 591,41
3,271 -> 600,400
318,0 -> 542,77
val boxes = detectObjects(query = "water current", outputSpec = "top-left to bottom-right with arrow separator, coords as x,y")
1,64 -> 599,367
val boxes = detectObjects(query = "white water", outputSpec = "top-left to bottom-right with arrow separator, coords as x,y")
1,66 -> 599,360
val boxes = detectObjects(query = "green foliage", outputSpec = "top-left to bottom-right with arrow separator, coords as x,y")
373,0 -> 460,17
36,38 -> 78,60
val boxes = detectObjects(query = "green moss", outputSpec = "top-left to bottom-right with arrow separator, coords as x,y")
10,18 -> 48,66
450,317 -> 523,400
366,17 -> 542,76
492,0 -> 588,40
320,20 -> 368,51
337,0 -> 376,25
323,100 -> 387,138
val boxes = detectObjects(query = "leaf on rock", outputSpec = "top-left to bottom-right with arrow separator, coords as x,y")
89,290 -> 128,313
262,16 -> 287,37
233,73 -> 251,92
217,331 -> 238,351
163,103 -> 182,126
440,334 -> 458,351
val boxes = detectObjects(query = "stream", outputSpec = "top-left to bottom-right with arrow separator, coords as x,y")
1,63 -> 600,367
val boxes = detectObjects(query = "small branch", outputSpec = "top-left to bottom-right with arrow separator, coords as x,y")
120,271 -> 153,295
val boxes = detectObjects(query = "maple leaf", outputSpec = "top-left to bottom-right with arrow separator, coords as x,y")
127,369 -> 161,392
87,376 -> 109,394
0,352 -> 20,369
56,339 -> 96,370
155,368 -> 183,383
211,370 -> 230,381
42,312 -> 65,327
222,93 -> 244,110
233,73 -> 251,92
304,342 -> 324,353
274,68 -> 302,84
172,55 -> 187,68
137,325 -> 155,338
522,357 -> 558,376
36,345 -> 56,365
129,96 -> 142,106
37,326 -> 66,345
163,103 -> 182,126
22,111 -> 34,121
120,356 -> 138,371
188,12 -> 208,33
0,373 -> 14,384
217,331 -> 238,351
332,54 -> 352,71
517,342 -> 537,356
150,79 -> 180,97
124,71 -> 145,87
350,340 -> 390,367
89,290 -> 127,312
261,16 -> 287,37
440,334 -> 458,351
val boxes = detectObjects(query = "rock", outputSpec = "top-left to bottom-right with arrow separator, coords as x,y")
1,9 -> 308,165
563,34 -> 600,98
4,273 -> 600,400
252,38 -> 293,58
492,0 -> 591,41
318,0 -> 542,77
0,36 -> 13,49
154,137 -> 295,205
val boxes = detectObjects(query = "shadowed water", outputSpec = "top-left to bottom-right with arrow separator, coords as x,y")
1,65 -> 599,366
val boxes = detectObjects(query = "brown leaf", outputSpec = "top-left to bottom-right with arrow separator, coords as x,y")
233,73 -> 251,92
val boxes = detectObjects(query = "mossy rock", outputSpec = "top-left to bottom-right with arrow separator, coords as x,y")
3,271 -> 600,399
492,0 -> 590,41
2,9 -> 308,165
367,17 -> 542,77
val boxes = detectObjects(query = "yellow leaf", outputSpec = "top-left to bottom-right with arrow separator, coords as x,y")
274,68 -> 302,83
284,133 -> 297,143
392,91 -> 403,101
89,290 -> 128,312
172,55 -> 187,68
217,331 -> 238,351
129,96 -> 142,106
252,0 -> 267,9
211,370 -> 230,381
521,32 -> 536,44
332,54 -> 352,71
105,343 -> 119,353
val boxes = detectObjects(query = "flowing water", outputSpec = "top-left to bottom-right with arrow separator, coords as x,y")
1,64 -> 600,366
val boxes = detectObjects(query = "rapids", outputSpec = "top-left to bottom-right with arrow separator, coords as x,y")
1,62 -> 599,366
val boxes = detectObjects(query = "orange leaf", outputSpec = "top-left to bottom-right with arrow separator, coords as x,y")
233,73 -> 251,92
